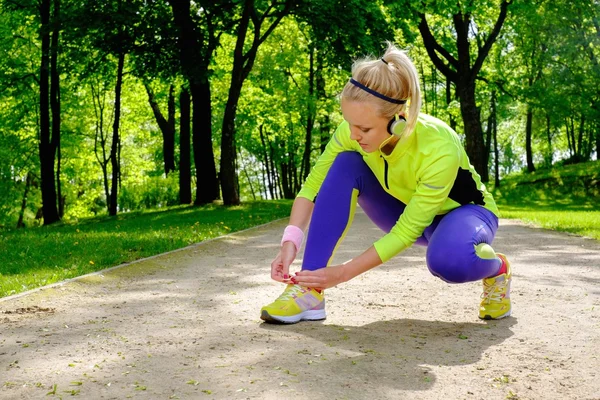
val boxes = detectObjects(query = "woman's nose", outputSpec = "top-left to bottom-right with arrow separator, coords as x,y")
350,128 -> 361,141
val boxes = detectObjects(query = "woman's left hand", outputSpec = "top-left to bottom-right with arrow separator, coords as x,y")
291,266 -> 346,291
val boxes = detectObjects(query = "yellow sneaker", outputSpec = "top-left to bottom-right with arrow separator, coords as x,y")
479,253 -> 512,320
260,284 -> 326,324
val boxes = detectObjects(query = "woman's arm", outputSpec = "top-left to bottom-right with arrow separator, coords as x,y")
288,197 -> 314,231
292,246 -> 383,290
271,197 -> 315,282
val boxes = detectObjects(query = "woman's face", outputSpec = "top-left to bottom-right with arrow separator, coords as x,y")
341,99 -> 391,153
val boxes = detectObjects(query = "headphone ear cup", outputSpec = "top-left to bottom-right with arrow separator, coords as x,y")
387,115 -> 407,136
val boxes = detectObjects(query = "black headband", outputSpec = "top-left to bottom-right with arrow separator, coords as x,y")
349,78 -> 407,105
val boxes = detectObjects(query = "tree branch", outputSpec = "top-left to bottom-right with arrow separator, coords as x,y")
471,0 -> 511,78
417,13 -> 459,81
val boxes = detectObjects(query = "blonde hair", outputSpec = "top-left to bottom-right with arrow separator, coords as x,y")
341,42 -> 422,137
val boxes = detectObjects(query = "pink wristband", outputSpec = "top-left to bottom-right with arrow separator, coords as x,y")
281,225 -> 304,252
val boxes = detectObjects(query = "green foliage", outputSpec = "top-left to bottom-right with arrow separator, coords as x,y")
119,174 -> 180,211
0,0 -> 599,227
0,200 -> 293,298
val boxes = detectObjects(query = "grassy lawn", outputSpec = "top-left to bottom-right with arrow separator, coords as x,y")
0,200 -> 292,298
492,160 -> 600,240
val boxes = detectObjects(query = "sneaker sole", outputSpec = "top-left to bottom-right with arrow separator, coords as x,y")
260,309 -> 326,324
479,309 -> 512,320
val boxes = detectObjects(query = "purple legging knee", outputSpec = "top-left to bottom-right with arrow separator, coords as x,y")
302,152 -> 501,283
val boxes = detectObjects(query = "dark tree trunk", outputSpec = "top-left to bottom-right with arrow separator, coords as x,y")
109,50 -> 125,216
39,0 -> 59,225
577,114 -> 585,161
545,113 -> 553,166
179,87 -> 192,204
51,0 -> 62,218
457,82 -> 488,182
220,0 -> 252,206
525,107 -> 535,172
190,80 -> 219,204
315,50 -> 331,155
259,125 -> 274,199
17,173 -> 33,229
91,83 -> 111,207
491,93 -> 499,188
169,0 -> 219,204
445,76 -> 456,131
596,123 -> 600,161
301,45 -> 315,183
484,93 -> 493,177
145,84 -> 176,175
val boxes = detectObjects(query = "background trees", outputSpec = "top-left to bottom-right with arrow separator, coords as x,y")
0,0 -> 598,228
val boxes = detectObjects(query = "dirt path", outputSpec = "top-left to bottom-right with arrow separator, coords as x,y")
1,209 -> 599,400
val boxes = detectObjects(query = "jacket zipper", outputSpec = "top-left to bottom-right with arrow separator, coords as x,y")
382,156 -> 390,190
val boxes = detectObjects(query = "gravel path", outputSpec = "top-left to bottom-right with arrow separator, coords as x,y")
1,209 -> 599,400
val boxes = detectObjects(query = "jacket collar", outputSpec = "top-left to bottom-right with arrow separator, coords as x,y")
378,131 -> 414,161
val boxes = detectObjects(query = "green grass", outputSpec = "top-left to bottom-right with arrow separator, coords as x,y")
0,200 -> 292,298
492,160 -> 600,240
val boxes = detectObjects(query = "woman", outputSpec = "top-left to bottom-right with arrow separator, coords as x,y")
260,42 -> 511,324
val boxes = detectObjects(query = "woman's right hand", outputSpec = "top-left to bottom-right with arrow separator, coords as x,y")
271,241 -> 297,282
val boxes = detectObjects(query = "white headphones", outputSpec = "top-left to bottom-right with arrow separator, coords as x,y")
387,114 -> 407,136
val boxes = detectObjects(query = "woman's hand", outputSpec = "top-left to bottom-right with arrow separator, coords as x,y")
270,242 -> 297,282
291,266 -> 346,291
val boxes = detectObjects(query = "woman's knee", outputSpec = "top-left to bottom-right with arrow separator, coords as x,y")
332,151 -> 364,169
426,246 -> 473,284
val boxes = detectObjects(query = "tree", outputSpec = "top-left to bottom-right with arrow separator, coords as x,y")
39,0 -> 60,224
220,0 -> 295,206
169,0 -> 227,205
390,0 -> 512,181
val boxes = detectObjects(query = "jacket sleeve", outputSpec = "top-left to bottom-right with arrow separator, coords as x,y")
373,145 -> 461,262
297,121 -> 358,201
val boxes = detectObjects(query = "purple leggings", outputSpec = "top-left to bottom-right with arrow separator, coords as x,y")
302,152 -> 501,283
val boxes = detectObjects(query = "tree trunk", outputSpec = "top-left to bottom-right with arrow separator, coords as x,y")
179,87 -> 192,204
51,0 -> 62,218
525,107 -> 535,172
577,114 -> 585,161
145,84 -> 176,175
315,51 -> 331,155
190,79 -> 219,204
484,94 -> 493,176
301,45 -> 315,183
492,94 -> 499,188
169,0 -> 219,204
39,0 -> 59,225
596,123 -> 600,161
109,50 -> 125,216
259,125 -> 274,199
219,0 -> 250,206
568,117 -> 576,158
545,113 -> 553,166
91,83 -> 110,208
445,75 -> 457,132
220,0 -> 292,205
457,82 -> 488,182
17,173 -> 33,229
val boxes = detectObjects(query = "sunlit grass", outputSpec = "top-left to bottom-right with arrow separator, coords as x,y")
0,200 -> 292,298
492,160 -> 600,241
498,209 -> 600,240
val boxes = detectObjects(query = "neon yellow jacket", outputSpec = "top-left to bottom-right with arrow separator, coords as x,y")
297,113 -> 499,262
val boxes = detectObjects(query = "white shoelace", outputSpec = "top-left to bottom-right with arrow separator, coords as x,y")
277,284 -> 304,301
481,278 -> 507,303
